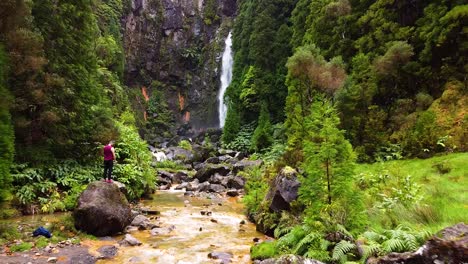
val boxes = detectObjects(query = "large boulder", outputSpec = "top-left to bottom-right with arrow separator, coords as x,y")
194,163 -> 231,182
368,223 -> 468,264
265,167 -> 300,212
74,181 -> 133,236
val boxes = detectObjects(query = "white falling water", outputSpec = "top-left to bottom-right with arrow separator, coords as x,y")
218,32 -> 233,128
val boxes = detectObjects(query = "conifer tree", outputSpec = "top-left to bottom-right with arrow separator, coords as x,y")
299,97 -> 365,231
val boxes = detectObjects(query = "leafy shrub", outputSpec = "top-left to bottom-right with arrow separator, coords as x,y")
113,116 -> 156,200
178,140 -> 192,151
224,123 -> 255,152
251,241 -> 278,260
242,166 -> 268,215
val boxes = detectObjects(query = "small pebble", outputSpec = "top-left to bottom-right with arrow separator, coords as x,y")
47,257 -> 58,263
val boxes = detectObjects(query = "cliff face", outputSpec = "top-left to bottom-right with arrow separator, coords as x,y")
122,0 -> 236,135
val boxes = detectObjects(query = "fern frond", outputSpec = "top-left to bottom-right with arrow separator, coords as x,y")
401,232 -> 418,251
274,225 -> 293,238
360,231 -> 385,243
293,232 -> 322,255
382,238 -> 406,253
361,242 -> 382,259
332,240 -> 356,261
415,229 -> 432,243
336,224 -> 354,240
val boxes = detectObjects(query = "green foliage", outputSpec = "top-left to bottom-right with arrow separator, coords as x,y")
113,114 -> 156,200
251,103 -> 273,152
35,236 -> 49,248
145,88 -> 175,141
178,140 -> 192,151
223,122 -> 255,152
10,242 -> 33,252
299,98 -> 366,231
0,45 -> 14,201
154,160 -> 186,170
332,240 -> 356,262
250,241 -> 278,260
242,166 -> 269,215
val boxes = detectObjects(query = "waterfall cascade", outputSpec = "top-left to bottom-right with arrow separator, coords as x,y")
218,32 -> 233,128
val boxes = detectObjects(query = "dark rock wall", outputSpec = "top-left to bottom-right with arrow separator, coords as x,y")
122,0 -> 236,130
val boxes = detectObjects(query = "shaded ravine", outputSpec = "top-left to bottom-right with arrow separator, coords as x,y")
85,190 -> 262,263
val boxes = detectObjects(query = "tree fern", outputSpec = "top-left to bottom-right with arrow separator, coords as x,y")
332,240 -> 356,261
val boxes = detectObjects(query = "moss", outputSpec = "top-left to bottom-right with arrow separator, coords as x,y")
251,241 -> 278,260
35,237 -> 49,248
10,242 -> 33,252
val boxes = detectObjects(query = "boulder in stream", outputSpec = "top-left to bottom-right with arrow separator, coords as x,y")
119,234 -> 142,247
73,181 -> 132,236
194,163 -> 231,182
208,251 -> 233,263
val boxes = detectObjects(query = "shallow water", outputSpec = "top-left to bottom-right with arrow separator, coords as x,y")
84,190 -> 262,263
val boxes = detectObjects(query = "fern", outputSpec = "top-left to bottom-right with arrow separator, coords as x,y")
336,224 -> 354,240
360,231 -> 386,243
361,241 -> 382,259
293,231 -> 322,255
332,240 -> 356,261
274,225 -> 293,239
382,238 -> 406,253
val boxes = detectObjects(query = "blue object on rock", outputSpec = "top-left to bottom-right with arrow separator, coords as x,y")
32,226 -> 52,238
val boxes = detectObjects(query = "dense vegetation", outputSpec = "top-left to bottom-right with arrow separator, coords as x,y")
224,0 -> 467,161
0,0 -> 154,212
221,0 -> 467,262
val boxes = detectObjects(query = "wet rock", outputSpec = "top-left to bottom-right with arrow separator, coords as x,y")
265,167 -> 300,212
368,223 -> 468,264
159,184 -> 171,190
130,215 -> 155,230
150,225 -> 175,236
119,234 -> 142,247
201,210 -> 212,216
208,251 -> 233,263
195,164 -> 231,182
175,182 -> 190,190
210,219 -> 218,223
140,207 -> 160,215
74,181 -> 132,236
210,173 -> 225,184
173,171 -> 189,183
209,184 -> 226,193
47,257 -> 58,263
196,181 -> 211,192
125,226 -> 139,233
97,245 -> 118,259
206,156 -> 220,164
227,176 -> 245,189
68,252 -> 96,264
226,189 -> 239,197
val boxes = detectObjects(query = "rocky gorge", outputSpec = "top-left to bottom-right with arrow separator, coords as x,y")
123,0 -> 237,137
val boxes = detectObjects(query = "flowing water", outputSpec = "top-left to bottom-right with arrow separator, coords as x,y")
84,190 -> 261,263
218,32 -> 233,128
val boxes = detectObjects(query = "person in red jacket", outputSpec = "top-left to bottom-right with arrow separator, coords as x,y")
103,140 -> 116,183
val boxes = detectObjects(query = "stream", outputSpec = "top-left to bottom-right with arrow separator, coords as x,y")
83,190 -> 261,263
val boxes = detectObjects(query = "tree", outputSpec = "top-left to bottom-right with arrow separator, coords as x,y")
0,45 -> 14,201
251,103 -> 273,152
299,98 -> 365,230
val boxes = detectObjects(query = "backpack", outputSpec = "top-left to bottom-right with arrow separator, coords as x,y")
32,226 -> 52,238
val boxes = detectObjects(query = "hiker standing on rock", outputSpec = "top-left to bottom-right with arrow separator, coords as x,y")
103,140 -> 116,183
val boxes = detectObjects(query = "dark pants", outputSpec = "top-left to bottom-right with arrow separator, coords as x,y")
103,160 -> 113,180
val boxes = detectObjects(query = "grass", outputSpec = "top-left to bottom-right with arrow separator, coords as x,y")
355,152 -> 468,232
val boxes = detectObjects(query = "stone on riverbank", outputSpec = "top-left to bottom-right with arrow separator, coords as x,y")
73,181 -> 132,237
119,234 -> 142,247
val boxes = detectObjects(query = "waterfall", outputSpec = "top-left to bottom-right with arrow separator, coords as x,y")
218,32 -> 233,128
